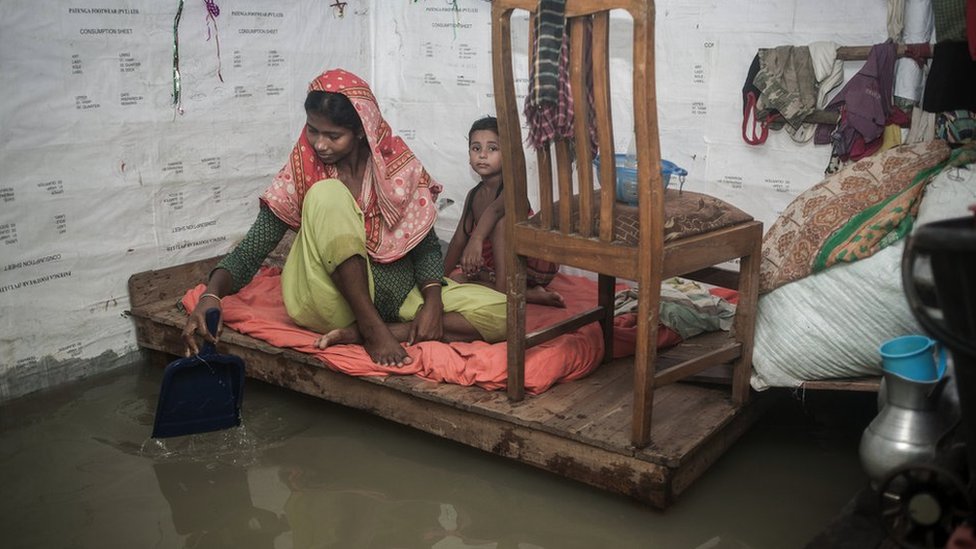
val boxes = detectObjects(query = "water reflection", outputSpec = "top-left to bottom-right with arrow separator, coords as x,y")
153,460 -> 288,548
265,436 -> 646,549
0,361 -> 873,549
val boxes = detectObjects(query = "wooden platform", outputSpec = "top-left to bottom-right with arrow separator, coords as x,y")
127,258 -> 771,509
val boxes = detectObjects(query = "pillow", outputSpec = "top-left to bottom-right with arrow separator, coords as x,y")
759,140 -> 950,293
530,189 -> 754,245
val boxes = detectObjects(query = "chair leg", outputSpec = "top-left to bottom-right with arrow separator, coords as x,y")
598,274 -> 615,363
507,254 -> 528,401
631,284 -> 662,448
731,225 -> 762,405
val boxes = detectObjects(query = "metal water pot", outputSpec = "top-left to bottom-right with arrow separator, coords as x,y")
860,370 -> 959,485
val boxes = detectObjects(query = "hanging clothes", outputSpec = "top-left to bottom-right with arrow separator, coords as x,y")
753,46 -> 819,131
523,0 -> 597,151
742,43 -> 842,144
923,41 -> 976,112
893,0 -> 935,105
815,41 -> 898,158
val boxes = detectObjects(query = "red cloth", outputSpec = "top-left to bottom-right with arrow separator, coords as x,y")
182,269 -> 686,394
969,0 -> 976,61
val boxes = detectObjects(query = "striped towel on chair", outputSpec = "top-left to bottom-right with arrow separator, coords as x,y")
524,0 -> 598,152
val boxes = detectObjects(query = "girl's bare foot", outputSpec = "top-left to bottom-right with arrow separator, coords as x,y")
315,326 -> 362,349
526,285 -> 566,308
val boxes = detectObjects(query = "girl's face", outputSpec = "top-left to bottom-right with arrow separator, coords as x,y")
468,129 -> 502,178
305,110 -> 362,165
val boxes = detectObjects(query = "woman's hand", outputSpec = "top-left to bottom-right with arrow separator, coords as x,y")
181,294 -> 223,356
460,238 -> 485,277
408,284 -> 444,344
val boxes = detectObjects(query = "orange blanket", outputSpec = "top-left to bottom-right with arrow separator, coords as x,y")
182,268 -> 683,394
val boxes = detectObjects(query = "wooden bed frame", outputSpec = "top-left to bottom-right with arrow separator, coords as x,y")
128,256 -> 774,509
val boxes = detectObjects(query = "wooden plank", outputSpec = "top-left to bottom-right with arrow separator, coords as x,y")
506,253 -> 528,401
512,227 -> 637,277
590,12 -> 616,244
598,274 -> 616,362
661,221 -> 763,277
682,267 -> 740,290
667,391 -> 774,498
129,260 -> 766,509
802,377 -> 881,392
127,256 -> 222,309
536,148 -> 554,229
731,223 -> 762,404
509,355 -> 634,424
525,307 -> 605,347
570,16 -> 594,238
555,141 -> 574,236
654,342 -> 741,386
553,358 -> 638,450
132,306 -> 674,507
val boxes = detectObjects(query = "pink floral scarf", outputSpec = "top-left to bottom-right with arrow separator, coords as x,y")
261,69 -> 442,263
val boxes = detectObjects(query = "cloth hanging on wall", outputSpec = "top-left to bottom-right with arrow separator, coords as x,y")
815,41 -> 898,158
923,41 -> 976,112
742,43 -> 842,144
894,0 -> 934,104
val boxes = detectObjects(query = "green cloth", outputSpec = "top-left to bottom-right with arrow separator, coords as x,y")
217,205 -> 289,293
217,200 -> 446,323
933,0 -> 967,41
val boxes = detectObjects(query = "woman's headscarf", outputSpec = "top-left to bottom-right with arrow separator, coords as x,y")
261,69 -> 442,263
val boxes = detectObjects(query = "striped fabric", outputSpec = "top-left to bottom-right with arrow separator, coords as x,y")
532,0 -> 566,106
524,0 -> 597,151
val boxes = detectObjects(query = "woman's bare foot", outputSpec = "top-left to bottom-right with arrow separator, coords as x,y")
526,285 -> 566,308
361,326 -> 412,367
315,324 -> 412,367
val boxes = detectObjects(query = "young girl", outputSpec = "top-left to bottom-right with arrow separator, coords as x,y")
443,116 -> 564,307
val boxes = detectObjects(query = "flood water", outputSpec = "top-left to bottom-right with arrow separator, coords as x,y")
0,359 -> 877,549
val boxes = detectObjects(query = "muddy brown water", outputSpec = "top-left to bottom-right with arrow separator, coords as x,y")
0,360 -> 876,548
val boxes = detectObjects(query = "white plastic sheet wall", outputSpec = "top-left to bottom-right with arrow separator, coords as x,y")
0,0 -> 888,400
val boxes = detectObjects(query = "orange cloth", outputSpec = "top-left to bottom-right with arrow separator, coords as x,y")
183,269 -> 686,394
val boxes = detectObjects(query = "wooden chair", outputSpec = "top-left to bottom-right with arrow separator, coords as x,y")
490,0 -> 763,447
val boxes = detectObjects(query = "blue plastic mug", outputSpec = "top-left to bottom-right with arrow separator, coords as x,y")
878,335 -> 947,382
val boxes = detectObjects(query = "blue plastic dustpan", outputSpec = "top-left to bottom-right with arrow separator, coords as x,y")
151,308 -> 245,438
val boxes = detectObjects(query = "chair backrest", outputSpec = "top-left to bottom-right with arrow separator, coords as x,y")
491,0 -> 666,277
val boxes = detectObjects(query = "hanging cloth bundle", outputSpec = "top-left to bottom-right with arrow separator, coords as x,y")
525,0 -> 569,149
741,54 -> 774,145
524,0 -> 597,151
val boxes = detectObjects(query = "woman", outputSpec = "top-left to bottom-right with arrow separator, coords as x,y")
182,69 -> 506,367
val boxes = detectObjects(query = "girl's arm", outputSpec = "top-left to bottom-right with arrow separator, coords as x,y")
442,188 -> 476,274
459,193 -> 505,275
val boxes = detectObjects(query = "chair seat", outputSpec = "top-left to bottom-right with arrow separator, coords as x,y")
530,190 -> 754,245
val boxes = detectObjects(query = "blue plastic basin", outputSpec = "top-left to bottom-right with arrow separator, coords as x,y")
593,154 -> 687,205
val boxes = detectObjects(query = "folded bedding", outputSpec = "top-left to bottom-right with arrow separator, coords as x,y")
182,271 -> 687,394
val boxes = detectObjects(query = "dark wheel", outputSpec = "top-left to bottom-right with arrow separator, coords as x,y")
878,463 -> 972,549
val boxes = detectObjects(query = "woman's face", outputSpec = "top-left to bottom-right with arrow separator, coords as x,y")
305,110 -> 362,165
468,129 -> 502,178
